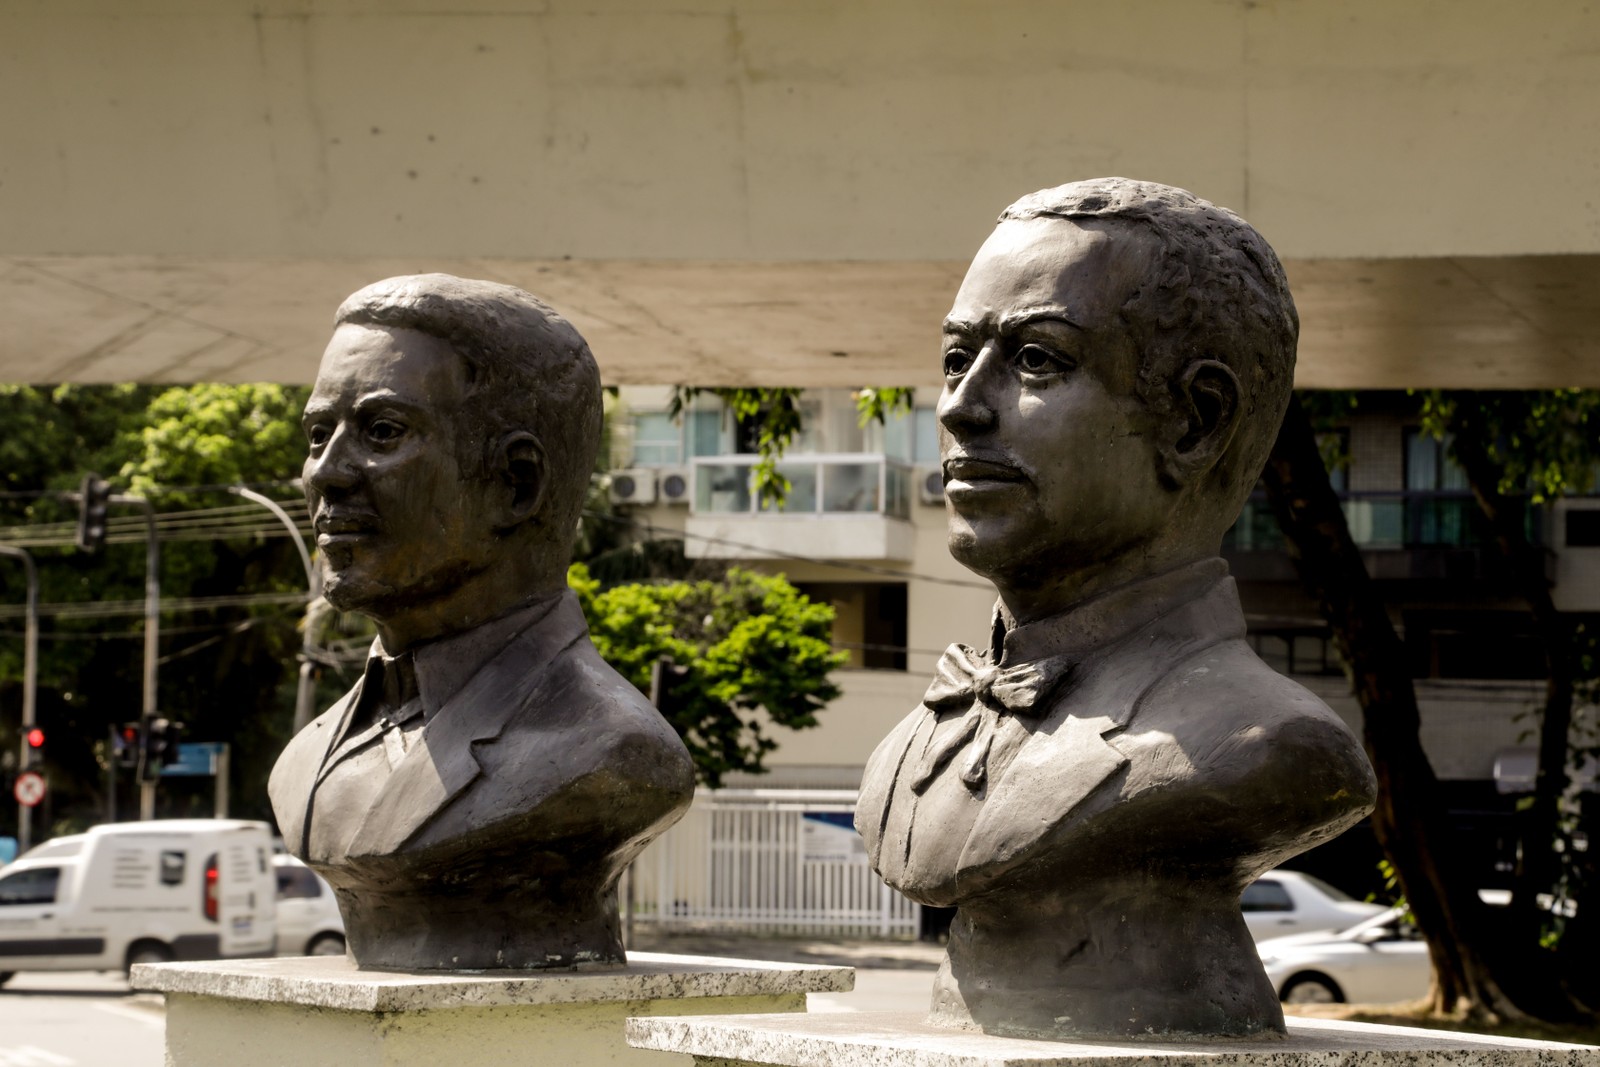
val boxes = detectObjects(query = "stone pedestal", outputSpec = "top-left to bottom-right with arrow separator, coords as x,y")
625,1011 -> 1600,1067
132,952 -> 850,1067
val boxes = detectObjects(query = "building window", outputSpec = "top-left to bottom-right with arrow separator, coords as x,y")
632,412 -> 682,466
1567,510 -> 1600,548
794,582 -> 908,671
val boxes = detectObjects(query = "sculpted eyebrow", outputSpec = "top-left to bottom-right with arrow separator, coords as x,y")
999,308 -> 1084,332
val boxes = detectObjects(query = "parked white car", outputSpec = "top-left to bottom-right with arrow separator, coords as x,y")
1258,906 -> 1430,1004
272,855 -> 345,957
1242,870 -> 1387,943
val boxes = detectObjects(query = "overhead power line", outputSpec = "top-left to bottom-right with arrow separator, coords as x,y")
0,590 -> 308,622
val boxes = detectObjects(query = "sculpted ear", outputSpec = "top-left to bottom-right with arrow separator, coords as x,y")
491,431 -> 546,529
1167,360 -> 1241,484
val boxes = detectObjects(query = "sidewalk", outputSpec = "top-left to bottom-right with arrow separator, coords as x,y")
626,927 -> 943,1013
626,927 -> 944,971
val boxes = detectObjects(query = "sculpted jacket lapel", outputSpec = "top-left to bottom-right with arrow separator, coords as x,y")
960,577 -> 1247,873
344,594 -> 590,858
276,679 -> 365,858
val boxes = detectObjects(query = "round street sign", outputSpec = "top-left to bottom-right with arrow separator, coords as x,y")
13,771 -> 45,808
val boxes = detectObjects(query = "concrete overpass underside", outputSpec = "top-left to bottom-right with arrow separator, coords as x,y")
3,253 -> 1598,387
4,1 -> 1598,387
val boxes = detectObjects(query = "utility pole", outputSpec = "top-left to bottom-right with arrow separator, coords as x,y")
0,546 -> 39,851
75,476 -> 160,820
230,486 -> 321,734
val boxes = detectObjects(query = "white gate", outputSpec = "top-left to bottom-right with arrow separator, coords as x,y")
630,789 -> 920,938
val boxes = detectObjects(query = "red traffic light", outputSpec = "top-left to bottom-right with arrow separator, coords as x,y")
25,728 -> 44,748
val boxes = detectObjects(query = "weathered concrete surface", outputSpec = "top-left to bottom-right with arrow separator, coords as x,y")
135,954 -> 850,1067
626,1011 -> 1600,1067
3,0 -> 1599,387
132,951 -> 852,1012
3,254 -> 1598,388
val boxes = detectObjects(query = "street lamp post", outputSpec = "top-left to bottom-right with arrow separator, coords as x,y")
229,487 -> 321,735
0,545 -> 39,851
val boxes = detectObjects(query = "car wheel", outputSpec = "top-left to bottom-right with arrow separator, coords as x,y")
306,933 -> 346,957
125,940 -> 174,975
1280,973 -> 1344,1004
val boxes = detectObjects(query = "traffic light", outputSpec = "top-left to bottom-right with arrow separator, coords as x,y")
23,727 -> 44,768
76,473 -> 112,554
141,718 -> 183,780
113,722 -> 143,769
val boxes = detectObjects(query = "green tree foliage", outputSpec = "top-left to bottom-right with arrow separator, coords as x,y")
0,385 -> 316,830
569,563 -> 846,786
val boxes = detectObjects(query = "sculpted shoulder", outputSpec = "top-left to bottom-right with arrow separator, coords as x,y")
434,638 -> 695,846
1118,639 -> 1376,855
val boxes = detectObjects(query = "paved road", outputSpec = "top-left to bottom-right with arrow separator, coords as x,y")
0,972 -> 163,1067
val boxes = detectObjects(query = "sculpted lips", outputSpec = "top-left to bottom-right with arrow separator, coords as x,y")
944,454 -> 1028,484
314,509 -> 380,544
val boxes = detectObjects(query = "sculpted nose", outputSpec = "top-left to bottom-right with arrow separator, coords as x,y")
304,429 -> 360,498
939,342 -> 1002,437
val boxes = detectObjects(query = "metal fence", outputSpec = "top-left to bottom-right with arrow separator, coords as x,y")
628,788 -> 920,938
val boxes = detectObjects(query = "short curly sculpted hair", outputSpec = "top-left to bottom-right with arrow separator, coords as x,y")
334,273 -> 602,559
999,178 -> 1298,517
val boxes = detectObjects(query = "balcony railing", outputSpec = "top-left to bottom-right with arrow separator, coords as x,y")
1226,491 -> 1543,551
691,454 -> 913,520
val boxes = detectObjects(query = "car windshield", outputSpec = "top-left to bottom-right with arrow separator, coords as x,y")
1296,873 -> 1354,902
18,838 -> 83,862
1338,906 -> 1406,939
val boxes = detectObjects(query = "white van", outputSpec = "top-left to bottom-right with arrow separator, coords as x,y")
0,819 -> 277,984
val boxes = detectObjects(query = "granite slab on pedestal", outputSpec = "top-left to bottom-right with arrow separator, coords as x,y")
133,952 -> 851,1067
625,1010 -> 1600,1067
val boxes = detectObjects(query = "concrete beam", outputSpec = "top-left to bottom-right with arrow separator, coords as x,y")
1,254 -> 1596,388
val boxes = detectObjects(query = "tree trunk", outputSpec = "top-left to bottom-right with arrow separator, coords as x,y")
1261,396 -> 1526,1020
1443,402 -> 1585,1017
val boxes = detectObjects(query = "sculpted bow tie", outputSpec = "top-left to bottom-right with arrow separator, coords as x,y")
911,643 -> 1071,793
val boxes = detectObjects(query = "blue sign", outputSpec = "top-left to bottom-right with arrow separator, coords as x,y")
161,742 -> 228,777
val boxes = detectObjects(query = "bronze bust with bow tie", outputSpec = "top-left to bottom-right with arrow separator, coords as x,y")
855,179 -> 1377,1040
267,274 -> 695,971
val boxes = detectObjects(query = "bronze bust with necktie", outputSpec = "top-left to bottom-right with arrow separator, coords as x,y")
268,274 -> 695,971
855,179 -> 1377,1040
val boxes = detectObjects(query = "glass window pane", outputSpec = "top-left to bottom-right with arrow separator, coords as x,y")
631,412 -> 681,466
759,464 -> 818,513
914,409 -> 939,465
696,464 -> 752,513
823,463 -> 881,513
0,866 -> 60,906
884,464 -> 911,520
881,408 -> 913,462
689,410 -> 722,457
1240,879 -> 1293,913
1405,430 -> 1439,490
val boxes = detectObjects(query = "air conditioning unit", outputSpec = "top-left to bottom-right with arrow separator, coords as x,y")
608,469 -> 657,506
917,467 -> 945,505
658,466 -> 691,505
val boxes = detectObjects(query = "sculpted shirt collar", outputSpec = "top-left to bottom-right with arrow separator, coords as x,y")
364,590 -> 567,721
995,557 -> 1231,668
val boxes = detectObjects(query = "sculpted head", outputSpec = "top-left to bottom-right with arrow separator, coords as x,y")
302,274 -> 602,650
939,178 -> 1297,620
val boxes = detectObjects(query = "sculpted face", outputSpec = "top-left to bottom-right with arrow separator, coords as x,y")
938,217 -> 1174,603
302,324 -> 500,630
